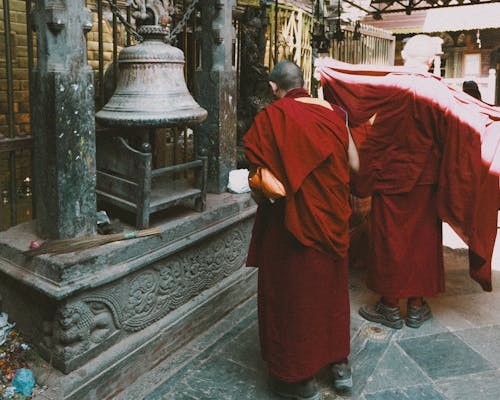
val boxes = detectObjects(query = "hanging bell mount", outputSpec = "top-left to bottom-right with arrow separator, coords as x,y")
95,0 -> 207,128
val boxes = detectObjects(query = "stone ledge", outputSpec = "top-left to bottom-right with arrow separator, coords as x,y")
0,192 -> 255,299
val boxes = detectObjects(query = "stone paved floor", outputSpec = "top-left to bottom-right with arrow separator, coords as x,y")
118,246 -> 500,400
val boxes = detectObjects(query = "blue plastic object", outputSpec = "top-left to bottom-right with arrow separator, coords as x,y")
12,368 -> 35,396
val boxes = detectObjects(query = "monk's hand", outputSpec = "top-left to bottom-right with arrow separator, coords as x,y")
250,189 -> 267,205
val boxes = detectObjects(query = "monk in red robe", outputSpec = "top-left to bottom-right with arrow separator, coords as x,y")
316,34 -> 500,330
244,60 -> 359,400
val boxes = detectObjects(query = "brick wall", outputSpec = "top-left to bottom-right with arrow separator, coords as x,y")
0,0 -> 128,134
0,0 -> 128,229
0,0 -> 31,137
0,0 -> 32,229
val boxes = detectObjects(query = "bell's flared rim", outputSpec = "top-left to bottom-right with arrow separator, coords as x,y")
95,106 -> 208,128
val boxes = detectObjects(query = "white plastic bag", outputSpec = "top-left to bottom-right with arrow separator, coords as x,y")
227,169 -> 251,194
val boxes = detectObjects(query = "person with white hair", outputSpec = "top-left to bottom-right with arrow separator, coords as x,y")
317,34 -> 499,332
354,34 -> 444,329
401,34 -> 443,70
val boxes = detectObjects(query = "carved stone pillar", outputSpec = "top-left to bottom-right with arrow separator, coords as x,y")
30,0 -> 96,238
195,0 -> 237,193
237,4 -> 273,167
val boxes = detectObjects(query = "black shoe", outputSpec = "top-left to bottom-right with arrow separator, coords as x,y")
269,374 -> 320,400
359,300 -> 404,329
331,361 -> 352,396
406,301 -> 432,328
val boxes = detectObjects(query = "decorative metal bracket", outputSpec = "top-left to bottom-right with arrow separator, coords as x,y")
131,0 -> 171,27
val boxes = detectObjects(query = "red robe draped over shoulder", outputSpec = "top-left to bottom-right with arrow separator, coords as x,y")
317,59 -> 500,292
243,88 -> 352,381
244,88 -> 351,258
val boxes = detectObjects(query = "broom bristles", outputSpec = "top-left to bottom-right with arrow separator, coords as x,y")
25,227 -> 161,256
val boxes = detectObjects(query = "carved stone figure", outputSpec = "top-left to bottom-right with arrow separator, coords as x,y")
45,301 -> 116,361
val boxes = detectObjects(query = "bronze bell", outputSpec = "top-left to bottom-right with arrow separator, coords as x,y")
96,25 -> 207,128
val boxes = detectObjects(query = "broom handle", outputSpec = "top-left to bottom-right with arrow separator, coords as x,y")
123,227 -> 161,239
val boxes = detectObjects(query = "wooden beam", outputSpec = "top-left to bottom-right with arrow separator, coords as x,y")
0,136 -> 33,153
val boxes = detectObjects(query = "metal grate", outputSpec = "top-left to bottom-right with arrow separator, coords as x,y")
0,0 -> 201,231
0,0 -> 34,231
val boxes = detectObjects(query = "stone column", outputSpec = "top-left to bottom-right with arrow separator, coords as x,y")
30,0 -> 97,238
195,0 -> 237,193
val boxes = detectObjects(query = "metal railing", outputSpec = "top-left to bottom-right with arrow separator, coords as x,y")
0,0 -> 34,231
0,0 -> 201,231
264,2 -> 395,91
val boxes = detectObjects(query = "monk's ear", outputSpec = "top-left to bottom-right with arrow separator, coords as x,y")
269,81 -> 278,94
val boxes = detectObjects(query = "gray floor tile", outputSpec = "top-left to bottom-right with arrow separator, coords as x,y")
454,325 -> 500,368
447,291 -> 500,327
350,336 -> 394,398
148,358 -> 269,400
364,384 -> 447,400
350,315 -> 366,340
144,306 -> 259,399
189,298 -> 257,354
122,253 -> 500,400
363,345 -> 431,393
398,332 -> 494,380
220,321 -> 265,372
426,296 -> 478,331
436,369 -> 500,400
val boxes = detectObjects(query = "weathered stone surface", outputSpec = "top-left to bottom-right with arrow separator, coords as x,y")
350,331 -> 394,398
362,345 -> 431,393
58,267 -> 257,399
30,0 -> 96,239
455,325 -> 500,368
0,193 -> 254,298
398,332 -> 494,380
37,217 -> 253,372
437,369 -> 500,400
364,385 -> 447,400
195,0 -> 237,193
0,193 -> 257,396
120,296 -> 259,400
236,3 -> 273,166
31,70 -> 97,239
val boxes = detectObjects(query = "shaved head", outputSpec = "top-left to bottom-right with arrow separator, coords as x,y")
269,61 -> 304,92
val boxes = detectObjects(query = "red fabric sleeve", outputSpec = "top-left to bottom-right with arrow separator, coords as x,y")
317,58 -> 500,291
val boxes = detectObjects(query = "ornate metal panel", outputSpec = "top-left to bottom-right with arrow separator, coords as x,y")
266,4 -> 315,90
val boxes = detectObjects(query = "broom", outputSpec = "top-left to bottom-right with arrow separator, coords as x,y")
25,227 -> 161,256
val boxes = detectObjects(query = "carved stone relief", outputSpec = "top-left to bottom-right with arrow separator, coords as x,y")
39,221 -> 252,367
41,300 -> 119,364
124,225 -> 249,331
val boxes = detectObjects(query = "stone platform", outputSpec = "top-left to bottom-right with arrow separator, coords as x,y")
0,193 -> 257,400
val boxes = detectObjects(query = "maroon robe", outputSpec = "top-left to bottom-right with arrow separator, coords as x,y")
244,88 -> 351,382
317,59 -> 499,294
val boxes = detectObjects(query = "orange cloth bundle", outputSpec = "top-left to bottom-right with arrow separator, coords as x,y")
248,167 -> 286,200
